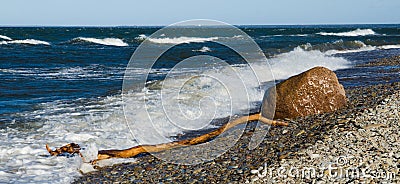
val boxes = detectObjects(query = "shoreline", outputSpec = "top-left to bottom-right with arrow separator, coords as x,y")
1,26 -> 400,183
73,79 -> 399,183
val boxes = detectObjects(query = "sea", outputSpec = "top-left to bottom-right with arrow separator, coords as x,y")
0,25 -> 399,183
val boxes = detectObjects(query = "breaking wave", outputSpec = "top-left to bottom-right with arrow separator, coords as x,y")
317,29 -> 376,37
0,39 -> 51,45
192,46 -> 212,52
268,47 -> 351,80
261,34 -> 309,37
135,34 -> 148,41
378,44 -> 400,50
298,40 -> 400,55
0,34 -> 12,41
72,37 -> 128,47
300,40 -> 376,54
147,36 -> 218,44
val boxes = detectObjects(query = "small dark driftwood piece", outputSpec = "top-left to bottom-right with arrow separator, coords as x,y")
46,143 -> 84,159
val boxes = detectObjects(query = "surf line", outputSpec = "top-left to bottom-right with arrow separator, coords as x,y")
46,113 -> 287,164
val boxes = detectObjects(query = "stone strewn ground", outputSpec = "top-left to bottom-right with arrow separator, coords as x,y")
249,85 -> 400,183
73,82 -> 399,184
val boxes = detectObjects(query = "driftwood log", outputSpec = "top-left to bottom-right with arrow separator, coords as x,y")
45,143 -> 84,159
46,113 -> 287,164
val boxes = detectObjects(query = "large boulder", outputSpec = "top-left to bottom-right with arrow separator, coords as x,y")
262,66 -> 347,120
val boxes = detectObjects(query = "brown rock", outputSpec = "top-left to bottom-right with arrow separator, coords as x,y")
262,66 -> 347,119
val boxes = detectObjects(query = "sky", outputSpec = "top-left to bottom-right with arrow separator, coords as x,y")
0,0 -> 399,26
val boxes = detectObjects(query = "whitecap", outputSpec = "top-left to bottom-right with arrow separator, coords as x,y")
325,46 -> 376,55
324,40 -> 377,55
74,37 -> 128,47
135,34 -> 148,41
261,34 -> 308,38
192,46 -> 212,52
147,36 -> 218,44
0,34 -> 12,41
2,39 -> 50,45
317,29 -> 376,37
378,44 -> 400,50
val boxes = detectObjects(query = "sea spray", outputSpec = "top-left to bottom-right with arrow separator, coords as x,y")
268,47 -> 351,80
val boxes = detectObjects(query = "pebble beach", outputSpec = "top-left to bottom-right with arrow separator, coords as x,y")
73,56 -> 400,183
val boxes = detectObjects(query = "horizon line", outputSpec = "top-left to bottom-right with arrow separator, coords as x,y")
0,23 -> 399,27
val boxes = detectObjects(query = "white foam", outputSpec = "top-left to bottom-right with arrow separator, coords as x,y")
1,39 -> 50,45
269,47 -> 351,80
325,41 -> 377,55
324,42 -> 400,54
63,133 -> 97,142
326,46 -> 376,55
192,46 -> 212,52
0,94 -> 137,183
123,47 -> 352,145
378,44 -> 400,50
75,37 -> 128,47
301,40 -> 380,55
0,34 -> 12,40
147,36 -> 218,44
96,158 -> 137,168
123,65 -> 265,144
135,34 -> 148,41
0,65 -> 125,80
79,163 -> 97,174
293,34 -> 308,37
80,143 -> 99,163
318,29 -> 376,37
261,34 -> 308,38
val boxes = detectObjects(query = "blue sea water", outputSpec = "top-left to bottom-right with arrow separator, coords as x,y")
0,25 -> 399,183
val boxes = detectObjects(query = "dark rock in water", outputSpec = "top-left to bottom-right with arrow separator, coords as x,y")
262,66 -> 347,119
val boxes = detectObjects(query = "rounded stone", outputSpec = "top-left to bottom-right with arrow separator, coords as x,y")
262,66 -> 347,119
